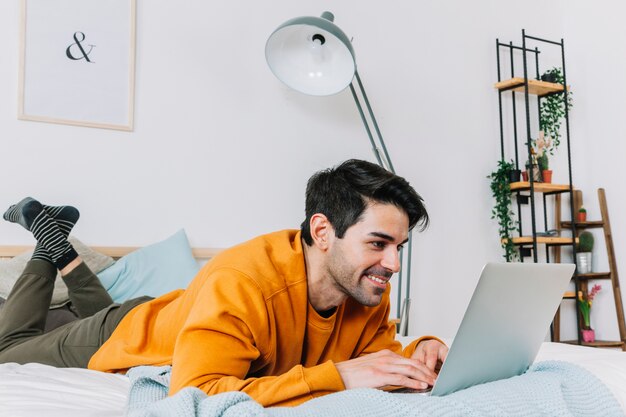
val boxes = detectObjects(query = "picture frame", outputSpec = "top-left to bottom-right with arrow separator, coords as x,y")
18,0 -> 136,131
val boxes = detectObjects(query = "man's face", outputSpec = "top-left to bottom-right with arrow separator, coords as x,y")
325,202 -> 409,307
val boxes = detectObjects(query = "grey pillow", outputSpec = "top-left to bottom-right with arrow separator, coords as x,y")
0,237 -> 115,308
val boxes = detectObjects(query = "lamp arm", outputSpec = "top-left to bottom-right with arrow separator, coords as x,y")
349,82 -> 385,168
348,69 -> 412,334
352,70 -> 396,174
401,231 -> 413,336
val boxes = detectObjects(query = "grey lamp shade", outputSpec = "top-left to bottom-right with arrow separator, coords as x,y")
265,12 -> 356,96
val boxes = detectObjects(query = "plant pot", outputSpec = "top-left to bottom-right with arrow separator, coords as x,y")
541,73 -> 558,83
521,170 -> 529,182
526,164 -> 542,182
576,252 -> 592,274
582,328 -> 595,343
577,212 -> 587,222
542,169 -> 553,184
508,169 -> 521,183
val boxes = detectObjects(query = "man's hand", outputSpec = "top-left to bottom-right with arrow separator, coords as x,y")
411,339 -> 448,374
335,349 -> 438,391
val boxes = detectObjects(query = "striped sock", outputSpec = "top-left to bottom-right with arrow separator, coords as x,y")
43,204 -> 80,235
3,198 -> 78,269
32,205 -> 80,265
3,197 -> 40,229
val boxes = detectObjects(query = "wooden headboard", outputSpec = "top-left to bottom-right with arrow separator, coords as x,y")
0,246 -> 222,260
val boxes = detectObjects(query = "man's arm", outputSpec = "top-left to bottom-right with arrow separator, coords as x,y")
169,269 -> 345,407
339,293 -> 447,390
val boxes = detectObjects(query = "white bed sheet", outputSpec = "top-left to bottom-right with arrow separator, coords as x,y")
535,342 -> 626,412
0,362 -> 129,417
1,342 -> 625,417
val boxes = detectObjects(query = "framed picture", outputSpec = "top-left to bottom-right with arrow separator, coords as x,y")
18,0 -> 136,131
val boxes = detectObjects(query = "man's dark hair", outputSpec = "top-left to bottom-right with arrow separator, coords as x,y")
301,159 -> 429,245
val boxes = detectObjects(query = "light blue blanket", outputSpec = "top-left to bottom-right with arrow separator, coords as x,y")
126,361 -> 624,417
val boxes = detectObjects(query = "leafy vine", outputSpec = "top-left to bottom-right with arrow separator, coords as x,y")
488,159 -> 519,262
539,67 -> 573,154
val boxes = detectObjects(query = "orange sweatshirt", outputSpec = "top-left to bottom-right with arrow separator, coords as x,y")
89,230 -> 432,407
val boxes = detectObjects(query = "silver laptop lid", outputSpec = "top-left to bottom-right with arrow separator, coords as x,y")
430,262 -> 574,396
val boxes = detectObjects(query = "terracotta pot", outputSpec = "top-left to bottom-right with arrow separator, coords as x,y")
521,171 -> 529,182
577,212 -> 587,222
582,328 -> 595,343
541,170 -> 552,183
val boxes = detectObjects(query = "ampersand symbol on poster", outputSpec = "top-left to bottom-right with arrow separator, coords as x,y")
66,31 -> 95,63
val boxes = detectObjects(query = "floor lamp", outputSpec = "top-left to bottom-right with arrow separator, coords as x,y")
265,11 -> 413,335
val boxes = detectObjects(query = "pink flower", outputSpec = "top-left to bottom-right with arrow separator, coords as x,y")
588,284 -> 602,302
579,285 -> 601,328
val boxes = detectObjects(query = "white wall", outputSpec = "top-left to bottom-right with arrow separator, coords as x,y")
0,0 -> 624,341
562,2 -> 626,342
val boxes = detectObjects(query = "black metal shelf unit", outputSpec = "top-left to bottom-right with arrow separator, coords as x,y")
494,30 -> 581,343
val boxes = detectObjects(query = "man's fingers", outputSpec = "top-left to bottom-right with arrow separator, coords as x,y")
381,373 -> 430,390
413,340 -> 449,372
336,349 -> 440,391
372,358 -> 435,389
425,348 -> 439,371
439,346 -> 448,363
379,361 -> 437,386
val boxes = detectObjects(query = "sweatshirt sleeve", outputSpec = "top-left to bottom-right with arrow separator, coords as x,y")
169,268 -> 343,407
400,335 -> 447,358
352,290 -> 446,359
356,298 -> 405,355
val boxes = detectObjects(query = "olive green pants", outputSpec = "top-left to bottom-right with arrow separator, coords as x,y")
0,260 -> 149,367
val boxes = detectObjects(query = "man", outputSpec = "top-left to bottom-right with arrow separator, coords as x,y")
0,159 -> 447,407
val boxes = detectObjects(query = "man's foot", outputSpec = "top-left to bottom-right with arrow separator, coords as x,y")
3,197 -> 43,230
4,197 -> 78,270
43,205 -> 80,237
32,205 -> 80,265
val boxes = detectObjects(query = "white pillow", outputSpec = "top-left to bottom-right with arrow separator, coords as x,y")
0,237 -> 115,308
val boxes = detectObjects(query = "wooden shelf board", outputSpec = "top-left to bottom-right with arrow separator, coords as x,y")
561,340 -> 625,349
507,236 -> 576,246
509,182 -> 571,193
563,291 -> 576,299
0,245 -> 221,260
576,272 -> 611,280
494,77 -> 567,96
561,220 -> 605,229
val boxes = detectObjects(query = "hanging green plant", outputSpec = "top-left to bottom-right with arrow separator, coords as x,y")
488,159 -> 519,262
539,67 -> 573,155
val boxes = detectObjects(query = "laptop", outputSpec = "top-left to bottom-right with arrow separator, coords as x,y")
395,262 -> 575,396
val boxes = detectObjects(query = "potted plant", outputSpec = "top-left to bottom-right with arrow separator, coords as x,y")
521,170 -> 529,182
578,284 -> 602,342
539,67 -> 573,157
525,147 -> 542,182
508,167 -> 521,183
524,131 -> 552,183
488,159 -> 519,262
577,206 -> 587,222
527,131 -> 552,183
540,71 -> 558,83
537,152 -> 551,183
576,231 -> 594,274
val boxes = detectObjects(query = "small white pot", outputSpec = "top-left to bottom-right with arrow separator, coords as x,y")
576,252 -> 592,274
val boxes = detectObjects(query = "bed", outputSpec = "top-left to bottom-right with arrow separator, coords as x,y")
1,240 -> 625,417
1,340 -> 625,417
